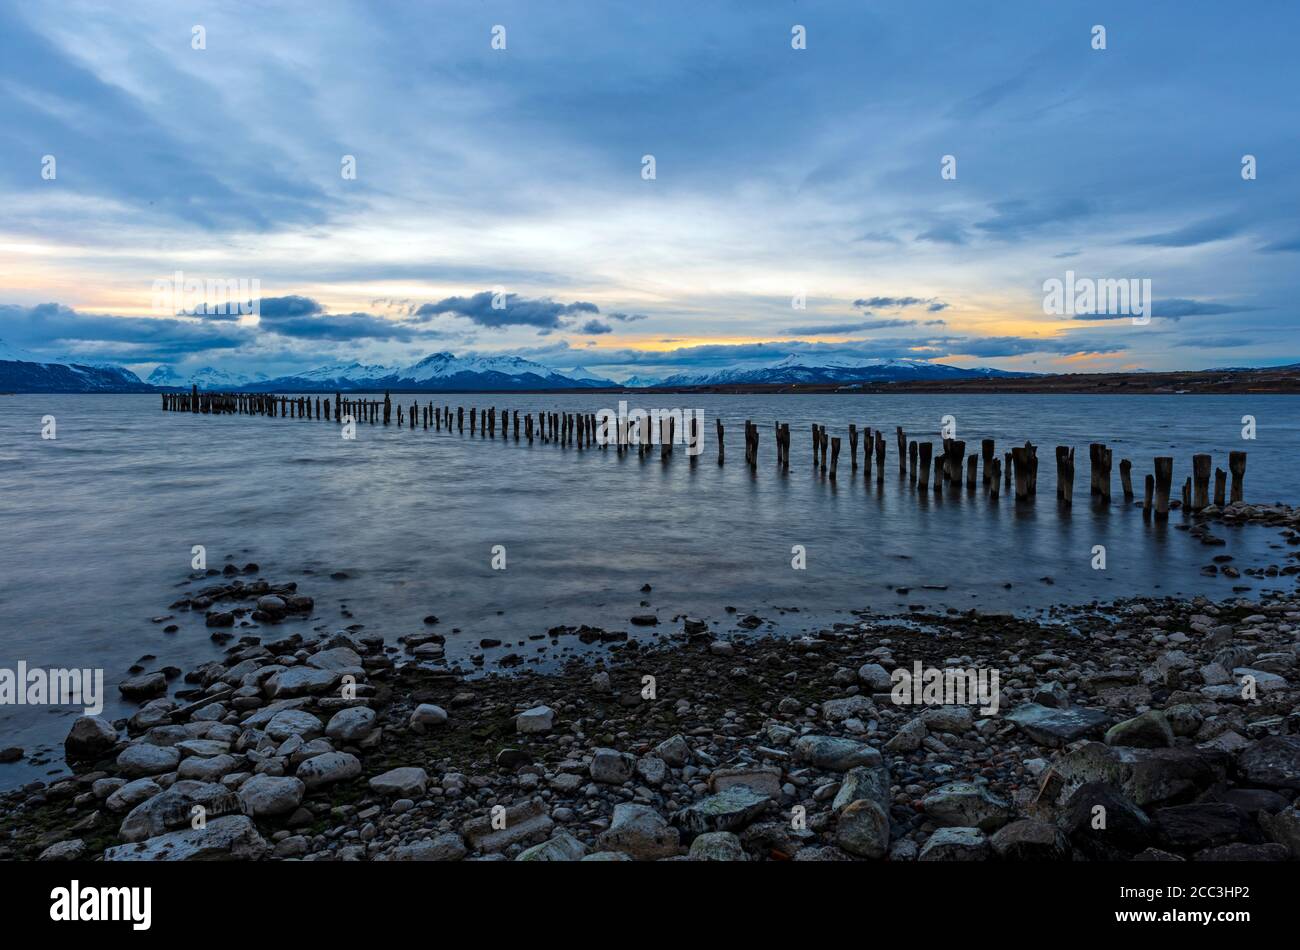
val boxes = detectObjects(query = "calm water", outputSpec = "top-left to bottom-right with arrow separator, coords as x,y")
2,392 -> 1298,787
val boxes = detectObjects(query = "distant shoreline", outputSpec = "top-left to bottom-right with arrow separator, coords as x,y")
6,366 -> 1300,396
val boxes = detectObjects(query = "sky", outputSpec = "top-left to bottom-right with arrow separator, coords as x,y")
1,0 -> 1298,382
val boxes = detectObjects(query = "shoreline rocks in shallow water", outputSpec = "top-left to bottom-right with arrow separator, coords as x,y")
1,572 -> 1298,864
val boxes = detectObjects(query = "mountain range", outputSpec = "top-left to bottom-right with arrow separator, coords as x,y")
3,343 -> 1034,393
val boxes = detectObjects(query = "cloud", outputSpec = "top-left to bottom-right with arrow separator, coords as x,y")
1069,298 -> 1262,322
915,223 -> 967,245
414,292 -> 598,330
779,319 -> 913,336
851,296 -> 949,313
580,320 -> 612,335
608,312 -> 648,322
1172,336 -> 1255,348
1128,218 -> 1241,248
975,199 -> 1094,238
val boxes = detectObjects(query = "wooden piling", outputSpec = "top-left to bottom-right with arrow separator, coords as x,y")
1153,457 -> 1173,519
830,437 -> 841,481
1228,451 -> 1246,503
917,442 -> 932,488
1191,454 -> 1211,511
1119,459 -> 1133,499
1213,468 -> 1226,507
1056,446 -> 1074,504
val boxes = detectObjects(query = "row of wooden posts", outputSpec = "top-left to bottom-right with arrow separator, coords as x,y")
160,388 -> 1247,518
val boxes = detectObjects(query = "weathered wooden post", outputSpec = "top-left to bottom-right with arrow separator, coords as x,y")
1055,446 -> 1073,504
1213,468 -> 1226,507
896,427 -> 906,475
1228,451 -> 1246,503
1181,477 -> 1192,510
812,424 -> 820,467
781,423 -> 790,469
1143,473 -> 1154,519
874,433 -> 885,481
1011,446 -> 1030,500
965,454 -> 977,490
917,442 -> 932,488
981,439 -> 995,486
830,437 -> 841,481
848,425 -> 858,470
1153,457 -> 1173,519
908,440 -> 918,483
862,427 -> 873,478
820,427 -> 829,473
1119,459 -> 1133,499
383,391 -> 392,425
1191,454 -> 1211,511
989,458 -> 1001,499
932,447 -> 943,492
717,419 -> 724,464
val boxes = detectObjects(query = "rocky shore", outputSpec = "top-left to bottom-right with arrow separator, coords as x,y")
3,505 -> 1300,862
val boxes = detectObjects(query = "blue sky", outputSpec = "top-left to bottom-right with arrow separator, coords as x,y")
1,0 -> 1297,381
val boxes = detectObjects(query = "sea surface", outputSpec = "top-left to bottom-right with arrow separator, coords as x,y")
2,392 -> 1299,788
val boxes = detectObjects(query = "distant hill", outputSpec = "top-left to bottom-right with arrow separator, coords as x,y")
0,341 -> 152,393
646,356 -> 1036,387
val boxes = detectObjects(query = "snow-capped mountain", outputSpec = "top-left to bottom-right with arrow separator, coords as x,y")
147,365 -> 269,389
619,375 -> 667,388
0,340 -> 151,393
656,356 -> 1034,387
244,352 -> 617,392
559,365 -> 617,385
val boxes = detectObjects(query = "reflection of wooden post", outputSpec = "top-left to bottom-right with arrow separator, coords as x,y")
1213,468 -> 1226,507
1119,459 -> 1133,499
1153,457 -> 1173,519
917,442 -> 932,488
1056,446 -> 1074,505
1192,454 -> 1211,511
1143,474 -> 1154,519
1228,451 -> 1246,503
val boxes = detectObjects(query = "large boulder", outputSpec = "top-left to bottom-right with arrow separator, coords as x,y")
237,775 -> 305,817
792,735 -> 882,771
296,751 -> 361,789
115,743 -> 181,778
672,786 -> 770,837
64,716 -> 119,760
832,764 -> 892,859
369,767 -> 429,798
104,815 -> 268,861
119,781 -> 237,842
921,782 -> 1013,831
919,827 -> 990,861
596,804 -> 680,860
325,706 -> 376,742
1005,703 -> 1110,747
1235,736 -> 1300,790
